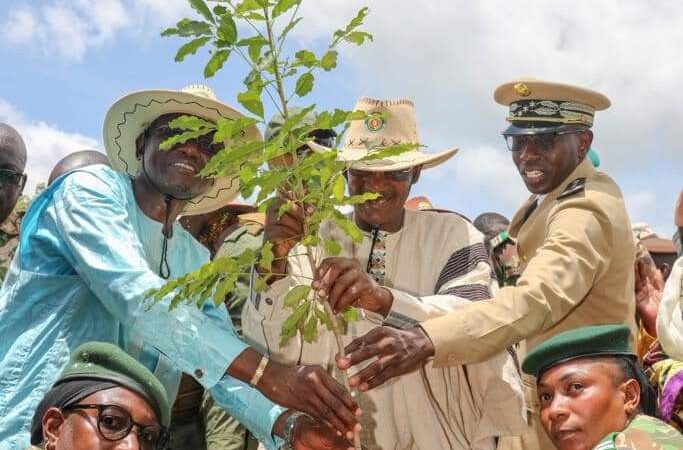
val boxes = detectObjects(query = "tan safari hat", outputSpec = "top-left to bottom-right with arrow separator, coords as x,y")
308,97 -> 458,171
103,84 -> 262,215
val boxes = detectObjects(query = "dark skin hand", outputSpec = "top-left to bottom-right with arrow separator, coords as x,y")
273,413 -> 357,450
313,257 -> 393,316
634,255 -> 664,336
337,326 -> 434,391
262,194 -> 311,281
228,348 -> 360,437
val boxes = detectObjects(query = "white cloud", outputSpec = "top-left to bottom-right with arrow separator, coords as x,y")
0,0 -> 186,61
4,7 -> 40,44
0,99 -> 100,195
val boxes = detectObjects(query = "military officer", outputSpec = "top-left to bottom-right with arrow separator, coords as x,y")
523,324 -> 683,450
337,78 -> 637,449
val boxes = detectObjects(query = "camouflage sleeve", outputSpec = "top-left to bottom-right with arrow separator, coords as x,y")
593,415 -> 683,450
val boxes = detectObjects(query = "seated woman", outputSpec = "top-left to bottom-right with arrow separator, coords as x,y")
522,324 -> 683,450
28,341 -> 171,450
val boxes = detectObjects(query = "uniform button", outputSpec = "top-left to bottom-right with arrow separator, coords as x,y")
194,368 -> 204,378
265,297 -> 273,305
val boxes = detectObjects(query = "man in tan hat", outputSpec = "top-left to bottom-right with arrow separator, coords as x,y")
0,85 -> 361,450
246,97 -> 526,450
337,80 -> 637,449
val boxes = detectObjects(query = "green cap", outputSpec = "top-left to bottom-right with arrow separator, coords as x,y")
57,342 -> 171,427
522,324 -> 635,378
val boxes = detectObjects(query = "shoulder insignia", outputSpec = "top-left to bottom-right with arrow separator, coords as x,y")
557,177 -> 586,200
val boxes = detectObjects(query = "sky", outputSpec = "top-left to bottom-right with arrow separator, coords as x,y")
1,0 -> 680,236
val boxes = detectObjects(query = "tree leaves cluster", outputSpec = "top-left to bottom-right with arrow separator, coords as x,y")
149,0 -> 414,352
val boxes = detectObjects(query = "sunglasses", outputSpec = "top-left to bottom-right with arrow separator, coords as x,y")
151,125 -> 223,157
0,168 -> 26,187
348,168 -> 414,182
64,404 -> 168,450
503,129 -> 587,153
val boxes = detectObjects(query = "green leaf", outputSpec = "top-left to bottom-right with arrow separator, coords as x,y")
259,241 -> 274,271
280,301 -> 309,345
213,5 -> 228,15
347,7 -> 370,31
272,0 -> 300,18
168,115 -> 215,130
295,72 -> 314,97
217,14 -> 237,44
343,192 -> 380,205
295,50 -> 317,68
159,129 -> 207,150
237,248 -> 256,266
301,235 -> 320,247
331,175 -> 345,202
279,17 -> 303,43
204,49 -> 230,78
213,273 -> 238,304
320,50 -> 338,71
284,285 -> 311,307
302,315 -> 318,343
235,0 -> 264,15
333,213 -> 363,243
361,143 -> 419,161
174,37 -> 211,62
342,306 -> 360,322
190,0 -> 215,24
238,36 -> 268,62
345,31 -> 373,45
314,308 -> 335,332
237,88 -> 264,117
323,239 -> 341,256
170,19 -> 212,37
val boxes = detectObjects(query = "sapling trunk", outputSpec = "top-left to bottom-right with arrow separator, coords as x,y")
305,248 -> 362,450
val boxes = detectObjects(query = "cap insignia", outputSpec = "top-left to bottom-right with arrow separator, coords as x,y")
365,113 -> 385,132
514,83 -> 531,97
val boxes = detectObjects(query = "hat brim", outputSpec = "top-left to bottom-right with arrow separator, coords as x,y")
103,89 -> 262,216
307,141 -> 458,172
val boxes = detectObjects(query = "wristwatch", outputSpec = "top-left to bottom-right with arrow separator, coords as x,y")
283,411 -> 308,449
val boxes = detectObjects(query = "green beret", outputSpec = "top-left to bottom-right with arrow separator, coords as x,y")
522,324 -> 635,378
57,342 -> 171,427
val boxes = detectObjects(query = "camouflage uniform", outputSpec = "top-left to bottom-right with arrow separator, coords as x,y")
593,414 -> 683,450
0,208 -> 25,284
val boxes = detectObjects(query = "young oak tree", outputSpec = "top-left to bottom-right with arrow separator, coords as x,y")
149,3 -> 415,447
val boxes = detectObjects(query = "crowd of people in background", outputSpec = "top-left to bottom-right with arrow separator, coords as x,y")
0,77 -> 682,450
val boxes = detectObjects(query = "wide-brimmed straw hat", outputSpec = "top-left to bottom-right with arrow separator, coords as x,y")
103,84 -> 261,215
308,97 -> 457,171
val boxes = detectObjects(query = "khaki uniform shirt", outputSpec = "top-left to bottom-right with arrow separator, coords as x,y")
243,209 -> 526,450
422,158 -> 636,365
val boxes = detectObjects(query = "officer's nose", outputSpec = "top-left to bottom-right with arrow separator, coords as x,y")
114,431 -> 141,450
546,394 -> 570,423
518,140 -> 541,161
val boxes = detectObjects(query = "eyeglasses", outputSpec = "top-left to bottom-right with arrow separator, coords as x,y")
0,168 -> 26,187
64,404 -> 168,450
151,125 -> 223,157
348,168 -> 414,182
503,129 -> 587,153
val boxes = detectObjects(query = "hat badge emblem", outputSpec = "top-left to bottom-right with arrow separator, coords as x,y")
365,112 -> 385,132
514,83 -> 531,97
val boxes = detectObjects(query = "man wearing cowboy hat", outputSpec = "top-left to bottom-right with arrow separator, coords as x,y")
0,85 -> 360,450
337,79 -> 637,450
244,97 -> 526,450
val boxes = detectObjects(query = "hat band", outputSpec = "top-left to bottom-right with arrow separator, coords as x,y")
507,99 -> 595,126
345,137 -> 419,148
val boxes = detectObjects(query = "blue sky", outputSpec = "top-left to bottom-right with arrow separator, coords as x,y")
1,0 -> 680,237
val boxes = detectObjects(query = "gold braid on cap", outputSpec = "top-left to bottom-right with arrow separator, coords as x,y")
507,100 -> 595,126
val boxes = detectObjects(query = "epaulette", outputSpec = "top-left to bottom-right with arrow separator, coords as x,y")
422,208 -> 472,223
238,212 -> 265,236
557,177 -> 586,199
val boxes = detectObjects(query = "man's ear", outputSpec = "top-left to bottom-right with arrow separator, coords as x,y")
411,166 -> 423,185
135,132 -> 146,161
578,130 -> 593,160
621,378 -> 641,417
43,407 -> 67,448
